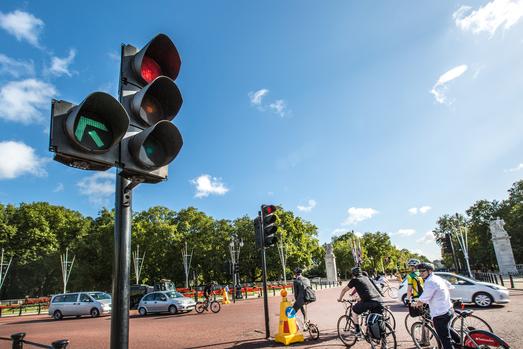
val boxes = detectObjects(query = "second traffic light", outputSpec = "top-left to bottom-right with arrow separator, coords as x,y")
261,204 -> 278,247
119,34 -> 184,183
234,263 -> 240,274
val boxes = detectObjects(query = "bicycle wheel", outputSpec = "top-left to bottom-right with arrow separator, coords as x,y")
337,315 -> 358,347
464,330 -> 510,349
405,313 -> 417,336
451,313 -> 493,335
308,323 -> 320,340
195,302 -> 205,314
210,301 -> 221,313
377,322 -> 397,349
410,321 -> 442,349
382,308 -> 396,330
386,287 -> 398,299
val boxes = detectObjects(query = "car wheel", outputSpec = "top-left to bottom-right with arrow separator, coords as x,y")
53,310 -> 63,320
168,305 -> 178,314
138,307 -> 147,316
473,292 -> 493,307
90,308 -> 100,318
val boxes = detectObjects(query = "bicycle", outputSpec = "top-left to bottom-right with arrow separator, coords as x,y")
295,305 -> 320,341
410,304 -> 510,349
337,299 -> 397,348
195,297 -> 221,314
405,299 -> 492,337
381,283 -> 398,299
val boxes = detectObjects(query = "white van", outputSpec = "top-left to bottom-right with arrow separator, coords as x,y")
48,292 -> 111,320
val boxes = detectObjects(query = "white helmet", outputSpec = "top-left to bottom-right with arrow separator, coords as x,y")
407,259 -> 420,267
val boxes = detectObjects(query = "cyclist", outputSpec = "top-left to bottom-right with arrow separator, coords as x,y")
292,268 -> 311,328
413,262 -> 454,349
376,272 -> 388,290
406,258 -> 423,302
337,267 -> 384,335
203,281 -> 215,303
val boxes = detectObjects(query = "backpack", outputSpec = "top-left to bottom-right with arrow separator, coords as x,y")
409,272 -> 424,297
366,313 -> 386,339
299,277 -> 316,304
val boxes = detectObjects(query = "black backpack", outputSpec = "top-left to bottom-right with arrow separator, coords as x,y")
299,277 -> 316,304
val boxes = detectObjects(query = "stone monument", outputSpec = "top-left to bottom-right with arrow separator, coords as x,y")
489,217 -> 518,275
325,243 -> 338,283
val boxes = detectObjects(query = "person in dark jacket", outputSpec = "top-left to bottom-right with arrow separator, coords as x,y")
337,267 -> 384,335
292,268 -> 310,327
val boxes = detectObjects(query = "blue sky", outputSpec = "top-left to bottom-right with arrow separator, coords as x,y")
1,1 -> 522,261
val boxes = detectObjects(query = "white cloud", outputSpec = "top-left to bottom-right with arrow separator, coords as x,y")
191,174 -> 229,198
297,199 -> 317,212
0,54 -> 34,78
331,228 -> 347,236
0,141 -> 47,179
0,10 -> 44,47
77,172 -> 115,205
269,99 -> 288,117
453,0 -> 523,36
53,182 -> 64,192
430,64 -> 468,104
0,79 -> 57,123
409,206 -> 432,214
505,163 -> 523,172
419,206 -> 432,214
48,49 -> 76,77
393,229 -> 416,236
342,207 -> 378,225
248,89 -> 269,105
416,231 -> 436,244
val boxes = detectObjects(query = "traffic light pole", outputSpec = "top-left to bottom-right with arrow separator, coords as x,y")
259,210 -> 270,339
111,174 -> 132,349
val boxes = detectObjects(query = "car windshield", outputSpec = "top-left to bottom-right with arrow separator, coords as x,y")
89,292 -> 111,300
166,291 -> 184,298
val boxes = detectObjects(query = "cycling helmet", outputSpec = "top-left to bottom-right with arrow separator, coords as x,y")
407,258 -> 420,267
351,267 -> 362,276
416,262 -> 434,271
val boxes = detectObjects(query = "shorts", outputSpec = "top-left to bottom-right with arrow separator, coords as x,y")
353,300 -> 383,315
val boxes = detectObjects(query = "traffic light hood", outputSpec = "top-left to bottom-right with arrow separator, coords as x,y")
130,76 -> 182,126
65,92 -> 129,153
132,33 -> 181,84
127,120 -> 183,170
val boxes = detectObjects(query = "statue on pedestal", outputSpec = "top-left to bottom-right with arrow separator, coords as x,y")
489,217 -> 518,275
324,243 -> 337,282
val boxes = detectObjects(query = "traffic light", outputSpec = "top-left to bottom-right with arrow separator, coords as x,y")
253,217 -> 262,249
49,92 -> 130,171
118,34 -> 184,183
234,263 -> 240,274
261,204 -> 278,247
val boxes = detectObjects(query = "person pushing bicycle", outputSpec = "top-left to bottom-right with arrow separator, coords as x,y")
292,268 -> 310,328
337,267 -> 384,336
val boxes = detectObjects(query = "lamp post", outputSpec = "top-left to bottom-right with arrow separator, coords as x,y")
229,235 -> 244,302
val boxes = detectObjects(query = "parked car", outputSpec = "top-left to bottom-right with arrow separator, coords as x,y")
137,291 -> 196,316
397,272 -> 510,307
48,291 -> 112,320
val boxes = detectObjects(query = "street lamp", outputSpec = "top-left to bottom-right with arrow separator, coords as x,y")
229,235 -> 244,302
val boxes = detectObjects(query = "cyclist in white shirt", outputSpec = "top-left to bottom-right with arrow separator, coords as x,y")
414,262 -> 454,349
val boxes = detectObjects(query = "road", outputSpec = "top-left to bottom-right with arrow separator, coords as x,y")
1,285 -> 521,348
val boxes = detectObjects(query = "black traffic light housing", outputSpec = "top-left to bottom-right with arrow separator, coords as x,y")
261,204 -> 278,247
234,263 -> 240,274
49,92 -> 130,171
118,34 -> 184,183
443,233 -> 453,254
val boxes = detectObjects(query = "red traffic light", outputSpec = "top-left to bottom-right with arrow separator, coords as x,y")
262,205 -> 277,215
133,34 -> 181,84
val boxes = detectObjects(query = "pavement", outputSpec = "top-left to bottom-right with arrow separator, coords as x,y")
1,284 -> 521,348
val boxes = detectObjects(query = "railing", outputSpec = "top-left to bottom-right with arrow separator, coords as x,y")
0,303 -> 49,318
474,272 -> 521,289
0,333 -> 68,349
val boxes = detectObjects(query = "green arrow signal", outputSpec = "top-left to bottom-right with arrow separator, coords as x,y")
75,116 -> 109,148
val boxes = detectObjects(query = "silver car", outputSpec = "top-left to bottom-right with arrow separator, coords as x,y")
48,292 -> 112,320
138,291 -> 196,316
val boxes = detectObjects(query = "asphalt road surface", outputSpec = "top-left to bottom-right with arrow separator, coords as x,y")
1,285 -> 521,348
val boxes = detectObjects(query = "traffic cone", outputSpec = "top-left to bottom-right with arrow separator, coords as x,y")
222,287 -> 230,304
274,289 -> 304,345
